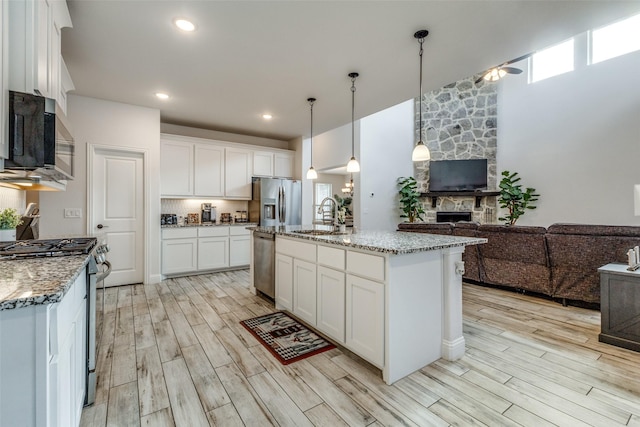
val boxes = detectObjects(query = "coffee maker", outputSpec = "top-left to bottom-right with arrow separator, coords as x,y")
201,203 -> 216,223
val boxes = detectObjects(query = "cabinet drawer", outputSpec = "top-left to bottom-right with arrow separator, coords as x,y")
198,226 -> 229,237
277,238 -> 316,262
230,226 -> 251,236
162,227 -> 197,239
318,245 -> 345,270
347,251 -> 385,282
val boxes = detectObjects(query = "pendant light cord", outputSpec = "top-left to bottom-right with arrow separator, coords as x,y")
351,75 -> 356,157
418,36 -> 424,142
309,98 -> 314,165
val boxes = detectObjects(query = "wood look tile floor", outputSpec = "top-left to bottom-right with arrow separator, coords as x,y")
80,270 -> 640,427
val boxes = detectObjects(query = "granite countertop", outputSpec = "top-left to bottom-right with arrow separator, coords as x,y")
0,254 -> 92,311
162,222 -> 256,228
250,225 -> 486,255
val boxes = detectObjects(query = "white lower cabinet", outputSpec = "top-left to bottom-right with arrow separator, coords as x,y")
230,226 -> 251,267
275,253 -> 293,310
292,259 -> 317,325
317,266 -> 345,342
198,237 -> 229,270
162,237 -> 198,275
346,274 -> 385,367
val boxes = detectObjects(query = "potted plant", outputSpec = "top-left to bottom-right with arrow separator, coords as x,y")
0,208 -> 23,241
498,170 -> 539,225
337,208 -> 347,232
397,176 -> 425,223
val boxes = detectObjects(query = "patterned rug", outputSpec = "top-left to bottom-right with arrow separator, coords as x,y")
240,311 -> 335,365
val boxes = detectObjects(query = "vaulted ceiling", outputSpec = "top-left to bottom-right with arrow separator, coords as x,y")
63,1 -> 640,141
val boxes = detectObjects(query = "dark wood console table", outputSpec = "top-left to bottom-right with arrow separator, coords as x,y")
420,191 -> 501,208
598,263 -> 640,352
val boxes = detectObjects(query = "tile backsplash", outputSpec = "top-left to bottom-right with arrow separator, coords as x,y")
0,186 -> 26,213
161,198 -> 249,224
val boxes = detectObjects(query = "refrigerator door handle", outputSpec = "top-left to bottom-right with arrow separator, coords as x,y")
281,185 -> 287,224
277,186 -> 283,224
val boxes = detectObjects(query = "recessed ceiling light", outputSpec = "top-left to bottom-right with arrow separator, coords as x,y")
155,92 -> 170,100
262,114 -> 273,120
174,19 -> 195,32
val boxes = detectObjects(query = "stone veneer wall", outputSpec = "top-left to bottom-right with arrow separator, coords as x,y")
413,75 -> 498,224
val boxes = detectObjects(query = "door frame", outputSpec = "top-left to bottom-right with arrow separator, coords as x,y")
87,143 -> 150,285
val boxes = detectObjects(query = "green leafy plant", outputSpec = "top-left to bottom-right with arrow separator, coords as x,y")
333,194 -> 352,216
397,176 -> 425,223
498,170 -> 539,225
0,208 -> 23,230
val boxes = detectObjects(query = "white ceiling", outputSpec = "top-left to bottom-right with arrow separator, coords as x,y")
62,1 -> 640,142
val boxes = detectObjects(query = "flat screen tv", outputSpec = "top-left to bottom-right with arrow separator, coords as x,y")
429,159 -> 488,192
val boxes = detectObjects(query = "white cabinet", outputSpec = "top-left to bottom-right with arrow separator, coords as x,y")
194,144 -> 224,197
160,139 -> 194,196
229,226 -> 251,267
317,266 -> 345,342
198,237 -> 229,270
161,228 -> 198,275
8,0 -> 72,102
225,147 -> 252,199
293,259 -> 317,325
253,150 -> 274,177
274,152 -> 294,178
346,274 -> 385,367
0,0 -> 7,162
0,266 -> 87,427
275,253 -> 294,311
253,150 -> 295,178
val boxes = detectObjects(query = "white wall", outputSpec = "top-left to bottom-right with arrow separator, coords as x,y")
499,39 -> 640,227
313,122 -> 353,171
38,95 -> 162,283
161,123 -> 289,150
360,100 -> 414,231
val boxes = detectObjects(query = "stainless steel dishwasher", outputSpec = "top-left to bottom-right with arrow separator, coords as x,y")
253,231 -> 275,298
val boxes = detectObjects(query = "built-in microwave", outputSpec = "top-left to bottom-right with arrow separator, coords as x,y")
5,90 -> 74,181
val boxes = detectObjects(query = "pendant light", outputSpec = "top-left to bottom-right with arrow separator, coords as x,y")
346,72 -> 361,173
412,29 -> 431,162
306,97 -> 318,180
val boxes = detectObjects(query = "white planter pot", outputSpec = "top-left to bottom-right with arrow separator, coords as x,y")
0,229 -> 16,242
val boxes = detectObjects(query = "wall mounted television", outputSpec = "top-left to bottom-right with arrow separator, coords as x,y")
429,159 -> 488,192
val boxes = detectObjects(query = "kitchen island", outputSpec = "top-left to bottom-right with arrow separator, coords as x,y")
249,226 -> 486,384
0,251 -> 94,427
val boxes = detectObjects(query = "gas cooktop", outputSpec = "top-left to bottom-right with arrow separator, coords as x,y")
0,238 -> 98,259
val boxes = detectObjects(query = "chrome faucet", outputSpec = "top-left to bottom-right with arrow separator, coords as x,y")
318,197 -> 339,228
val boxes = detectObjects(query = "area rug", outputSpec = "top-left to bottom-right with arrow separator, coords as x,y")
240,311 -> 335,365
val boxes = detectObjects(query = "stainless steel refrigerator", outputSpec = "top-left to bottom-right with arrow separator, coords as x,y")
249,177 -> 302,226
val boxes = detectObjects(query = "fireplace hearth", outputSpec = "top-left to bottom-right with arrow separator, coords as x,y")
437,211 -> 472,223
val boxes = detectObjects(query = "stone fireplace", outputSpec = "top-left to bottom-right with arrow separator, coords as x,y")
414,75 -> 498,224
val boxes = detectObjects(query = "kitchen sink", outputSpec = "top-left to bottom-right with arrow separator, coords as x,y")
292,229 -> 348,236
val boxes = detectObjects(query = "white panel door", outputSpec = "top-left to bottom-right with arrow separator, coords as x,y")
91,147 -> 144,286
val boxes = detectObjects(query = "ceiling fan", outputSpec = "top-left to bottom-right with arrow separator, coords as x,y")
475,53 -> 531,84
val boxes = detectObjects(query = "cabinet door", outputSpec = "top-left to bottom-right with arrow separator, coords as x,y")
275,253 -> 293,311
230,235 -> 250,266
317,266 -> 345,342
161,139 -> 194,196
194,144 -> 224,197
198,236 -> 229,270
225,147 -> 252,199
253,151 -> 274,177
293,259 -> 317,325
274,152 -> 294,178
35,0 -> 53,97
162,238 -> 197,275
346,274 -> 384,367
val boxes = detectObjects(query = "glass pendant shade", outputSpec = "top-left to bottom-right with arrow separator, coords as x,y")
346,156 -> 360,173
306,166 -> 318,180
412,141 -> 430,161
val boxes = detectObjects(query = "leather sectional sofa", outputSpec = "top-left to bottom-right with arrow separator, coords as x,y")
398,222 -> 640,306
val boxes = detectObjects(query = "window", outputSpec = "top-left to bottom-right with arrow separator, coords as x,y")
591,13 -> 640,64
530,39 -> 574,83
314,183 -> 332,222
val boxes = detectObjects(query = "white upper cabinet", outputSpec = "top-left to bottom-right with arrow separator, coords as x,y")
224,147 -> 252,199
9,0 -> 73,104
253,150 -> 274,177
274,152 -> 294,178
160,138 -> 194,196
194,144 -> 224,197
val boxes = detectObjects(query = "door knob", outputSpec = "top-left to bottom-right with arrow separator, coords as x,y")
97,224 -> 108,229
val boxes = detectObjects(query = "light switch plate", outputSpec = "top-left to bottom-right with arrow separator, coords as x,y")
64,208 -> 82,218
